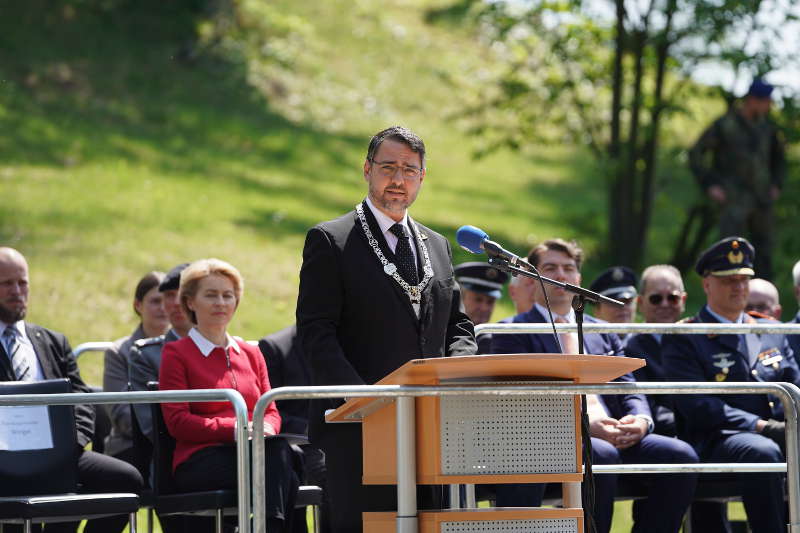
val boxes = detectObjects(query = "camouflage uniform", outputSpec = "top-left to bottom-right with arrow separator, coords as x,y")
689,110 -> 786,279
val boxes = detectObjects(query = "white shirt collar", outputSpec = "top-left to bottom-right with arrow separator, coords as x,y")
534,302 -> 575,323
365,196 -> 410,235
188,327 -> 241,357
705,305 -> 745,324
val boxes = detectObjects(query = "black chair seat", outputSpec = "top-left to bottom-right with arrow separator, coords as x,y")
0,493 -> 139,520
154,489 -> 237,516
296,486 -> 323,508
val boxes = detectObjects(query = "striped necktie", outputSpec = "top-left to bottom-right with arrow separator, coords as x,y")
2,327 -> 30,381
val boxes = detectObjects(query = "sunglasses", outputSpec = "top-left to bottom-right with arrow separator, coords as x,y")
647,292 -> 682,305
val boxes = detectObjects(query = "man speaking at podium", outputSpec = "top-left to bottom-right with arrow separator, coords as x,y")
490,238 -> 697,533
296,126 -> 477,532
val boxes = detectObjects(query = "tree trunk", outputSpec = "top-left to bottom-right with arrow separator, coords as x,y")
607,0 -> 627,265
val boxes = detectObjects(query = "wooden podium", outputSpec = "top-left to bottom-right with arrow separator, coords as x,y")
326,353 -> 644,533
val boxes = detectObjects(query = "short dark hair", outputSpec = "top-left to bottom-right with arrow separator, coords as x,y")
133,271 -> 166,317
527,239 -> 584,271
366,126 -> 426,168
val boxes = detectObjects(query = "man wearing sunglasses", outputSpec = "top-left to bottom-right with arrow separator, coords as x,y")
663,237 -> 798,533
623,264 -> 687,437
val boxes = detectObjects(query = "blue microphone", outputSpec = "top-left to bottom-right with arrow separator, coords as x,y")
456,225 -> 530,269
455,225 -> 488,254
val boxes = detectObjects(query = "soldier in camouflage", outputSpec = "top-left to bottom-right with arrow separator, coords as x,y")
689,79 -> 786,280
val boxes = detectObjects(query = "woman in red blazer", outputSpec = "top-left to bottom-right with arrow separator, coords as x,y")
159,258 -> 298,532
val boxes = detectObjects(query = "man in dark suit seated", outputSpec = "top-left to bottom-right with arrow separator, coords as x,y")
491,239 -> 698,533
296,126 -> 477,532
588,266 -> 639,343
0,247 -> 143,533
663,237 -> 797,533
259,324 -> 329,533
623,264 -> 688,437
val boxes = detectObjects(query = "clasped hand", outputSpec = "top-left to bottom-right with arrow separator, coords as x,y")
590,414 -> 648,450
247,420 -> 277,438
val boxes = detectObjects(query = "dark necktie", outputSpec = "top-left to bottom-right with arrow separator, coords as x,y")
2,327 -> 30,381
389,223 -> 419,285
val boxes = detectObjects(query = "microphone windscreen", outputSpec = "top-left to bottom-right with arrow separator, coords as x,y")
456,225 -> 489,254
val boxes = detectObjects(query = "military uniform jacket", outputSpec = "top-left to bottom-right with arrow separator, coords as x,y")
490,306 -> 651,420
689,110 -> 785,205
296,202 -> 477,441
787,313 -> 800,362
0,323 -> 94,448
662,306 -> 799,452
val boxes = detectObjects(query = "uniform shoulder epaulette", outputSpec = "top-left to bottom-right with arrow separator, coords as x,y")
746,310 -> 775,321
134,335 -> 165,348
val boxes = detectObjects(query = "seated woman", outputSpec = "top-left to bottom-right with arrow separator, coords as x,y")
159,258 -> 298,532
103,270 -> 168,465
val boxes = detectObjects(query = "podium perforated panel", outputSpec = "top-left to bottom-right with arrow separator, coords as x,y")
440,383 -> 577,475
441,518 -> 580,532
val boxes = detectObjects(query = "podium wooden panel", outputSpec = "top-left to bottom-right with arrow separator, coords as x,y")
326,354 -> 644,485
364,508 -> 584,533
326,353 -> 644,532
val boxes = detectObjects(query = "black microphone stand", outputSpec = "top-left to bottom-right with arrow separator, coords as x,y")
487,257 -> 623,533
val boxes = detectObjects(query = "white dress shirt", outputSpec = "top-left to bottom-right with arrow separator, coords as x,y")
0,321 -> 45,381
365,197 -> 419,266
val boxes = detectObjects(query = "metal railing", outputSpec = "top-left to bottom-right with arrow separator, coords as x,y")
251,382 -> 800,533
0,389 -> 253,533
73,342 -> 113,359
475,322 -> 800,335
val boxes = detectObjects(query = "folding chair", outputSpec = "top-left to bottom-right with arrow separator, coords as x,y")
0,379 -> 139,533
148,385 -> 238,533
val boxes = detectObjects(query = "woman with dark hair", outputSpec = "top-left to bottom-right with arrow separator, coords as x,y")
159,258 -> 297,532
103,270 -> 168,461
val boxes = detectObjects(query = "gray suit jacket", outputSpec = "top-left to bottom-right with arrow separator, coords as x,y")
128,328 -> 180,443
103,324 -> 145,455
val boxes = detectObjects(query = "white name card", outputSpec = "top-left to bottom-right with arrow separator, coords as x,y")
0,406 -> 54,451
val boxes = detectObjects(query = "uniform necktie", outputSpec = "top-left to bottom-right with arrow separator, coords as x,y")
2,327 -> 30,381
555,316 -> 579,354
389,223 -> 418,285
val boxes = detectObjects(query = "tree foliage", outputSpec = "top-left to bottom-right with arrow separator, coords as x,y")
453,0 -> 799,268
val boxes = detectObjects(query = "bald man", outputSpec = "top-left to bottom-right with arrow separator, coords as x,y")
747,278 -> 782,320
0,247 -> 142,533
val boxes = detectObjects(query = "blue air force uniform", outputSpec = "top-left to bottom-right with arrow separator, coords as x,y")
662,236 -> 797,533
492,305 -> 698,533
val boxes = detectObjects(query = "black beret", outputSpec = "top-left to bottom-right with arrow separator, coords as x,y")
454,262 -> 510,299
158,263 -> 190,292
589,266 -> 638,300
695,236 -> 755,277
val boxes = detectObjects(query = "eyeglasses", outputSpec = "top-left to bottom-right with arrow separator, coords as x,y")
369,159 -> 423,180
647,292 -> 682,305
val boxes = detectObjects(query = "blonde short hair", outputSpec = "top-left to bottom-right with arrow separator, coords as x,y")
179,258 -> 244,324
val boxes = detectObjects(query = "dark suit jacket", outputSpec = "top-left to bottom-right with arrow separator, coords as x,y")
663,306 -> 799,452
258,324 -> 311,435
490,306 -> 651,420
296,202 -> 477,440
0,323 -> 94,448
623,333 -> 676,436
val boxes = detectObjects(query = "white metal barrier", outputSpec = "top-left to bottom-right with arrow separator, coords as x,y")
251,382 -> 800,533
475,322 -> 800,335
0,389 -> 253,533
